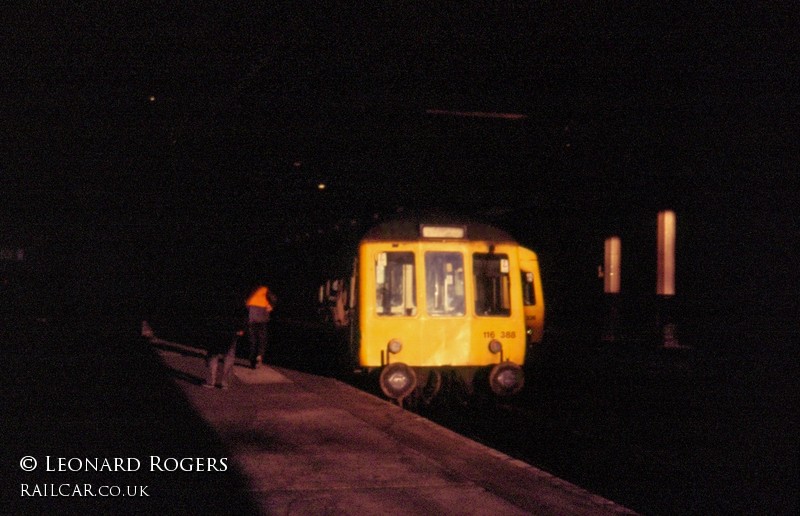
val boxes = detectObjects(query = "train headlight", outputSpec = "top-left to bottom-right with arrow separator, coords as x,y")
489,362 -> 524,396
387,338 -> 403,354
379,362 -> 417,400
488,339 -> 503,355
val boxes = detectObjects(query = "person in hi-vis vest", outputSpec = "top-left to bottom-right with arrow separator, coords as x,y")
246,285 -> 274,368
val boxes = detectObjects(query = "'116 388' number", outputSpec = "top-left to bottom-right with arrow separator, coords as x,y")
483,331 -> 516,339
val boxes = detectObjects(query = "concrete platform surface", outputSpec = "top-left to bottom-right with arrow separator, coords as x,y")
157,344 -> 636,515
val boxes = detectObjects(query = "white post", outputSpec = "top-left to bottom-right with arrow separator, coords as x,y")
657,211 -> 676,296
656,210 -> 680,347
601,236 -> 621,342
604,236 -> 621,294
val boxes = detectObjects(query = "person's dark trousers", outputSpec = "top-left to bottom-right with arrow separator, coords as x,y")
248,322 -> 268,368
206,336 -> 237,388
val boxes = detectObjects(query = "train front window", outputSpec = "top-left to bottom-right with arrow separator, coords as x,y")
425,252 -> 465,316
473,253 -> 511,316
522,271 -> 536,306
375,252 -> 416,316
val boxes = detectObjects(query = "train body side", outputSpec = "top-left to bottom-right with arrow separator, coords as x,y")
519,246 -> 545,345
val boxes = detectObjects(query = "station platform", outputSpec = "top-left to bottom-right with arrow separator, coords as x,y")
155,340 -> 636,515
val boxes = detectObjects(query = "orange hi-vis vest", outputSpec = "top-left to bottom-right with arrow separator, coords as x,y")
246,286 -> 273,311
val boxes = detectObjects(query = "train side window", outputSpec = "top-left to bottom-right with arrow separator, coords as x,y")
425,252 -> 465,316
375,252 -> 416,316
522,271 -> 536,306
473,253 -> 511,316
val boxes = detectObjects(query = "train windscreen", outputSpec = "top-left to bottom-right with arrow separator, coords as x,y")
425,252 -> 465,316
375,252 -> 416,316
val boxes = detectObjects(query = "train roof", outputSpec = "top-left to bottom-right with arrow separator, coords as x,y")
361,217 -> 518,243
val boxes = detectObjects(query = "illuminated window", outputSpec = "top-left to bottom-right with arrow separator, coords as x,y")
425,252 -> 465,316
474,253 -> 511,316
375,252 -> 416,316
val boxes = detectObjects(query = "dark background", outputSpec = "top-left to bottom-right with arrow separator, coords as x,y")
3,2 -> 797,340
2,4 -> 798,514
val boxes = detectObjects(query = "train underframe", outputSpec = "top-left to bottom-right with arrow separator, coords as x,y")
360,361 -> 525,408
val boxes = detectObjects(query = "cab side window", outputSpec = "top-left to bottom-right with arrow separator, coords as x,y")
522,271 -> 536,306
473,253 -> 511,316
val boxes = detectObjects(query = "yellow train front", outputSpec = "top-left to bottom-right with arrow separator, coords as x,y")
338,219 -> 544,405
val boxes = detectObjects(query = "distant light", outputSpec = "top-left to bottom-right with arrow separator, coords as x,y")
148,95 -> 156,102
317,183 -> 326,190
293,161 -> 302,168
425,109 -> 527,120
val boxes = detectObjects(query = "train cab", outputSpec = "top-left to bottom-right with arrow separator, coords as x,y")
324,219 -> 544,405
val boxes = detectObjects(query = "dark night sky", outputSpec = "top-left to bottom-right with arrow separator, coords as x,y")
4,4 -> 797,190
2,2 -> 798,329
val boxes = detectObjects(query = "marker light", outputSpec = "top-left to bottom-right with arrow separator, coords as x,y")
387,339 -> 403,354
488,339 -> 503,355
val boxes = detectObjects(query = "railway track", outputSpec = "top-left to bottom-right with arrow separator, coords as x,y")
406,341 -> 797,515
